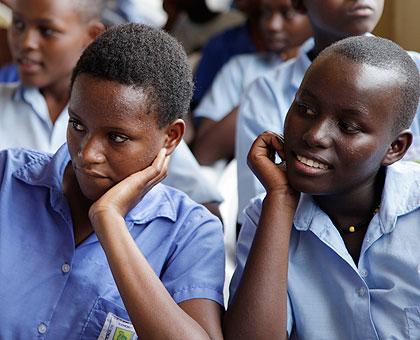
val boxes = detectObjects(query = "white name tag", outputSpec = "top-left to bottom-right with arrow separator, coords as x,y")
98,312 -> 138,340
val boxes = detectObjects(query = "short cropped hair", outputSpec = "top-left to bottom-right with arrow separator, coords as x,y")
317,36 -> 420,133
73,0 -> 105,21
71,24 -> 193,127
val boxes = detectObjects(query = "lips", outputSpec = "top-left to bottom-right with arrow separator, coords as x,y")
16,56 -> 42,73
75,166 -> 108,179
347,2 -> 374,16
295,153 -> 330,170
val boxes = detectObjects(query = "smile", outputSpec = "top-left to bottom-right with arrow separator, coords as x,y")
296,154 -> 329,170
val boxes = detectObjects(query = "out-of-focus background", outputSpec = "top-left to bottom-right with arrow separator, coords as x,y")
1,0 -> 419,68
373,0 -> 420,52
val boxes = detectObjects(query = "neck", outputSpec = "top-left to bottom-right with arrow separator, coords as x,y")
62,163 -> 94,245
311,31 -> 367,59
314,168 -> 385,231
40,81 -> 70,123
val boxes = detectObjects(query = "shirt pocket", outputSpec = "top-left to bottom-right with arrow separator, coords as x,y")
405,306 -> 420,339
80,297 -> 133,339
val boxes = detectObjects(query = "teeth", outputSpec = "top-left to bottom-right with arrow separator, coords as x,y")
296,154 -> 328,170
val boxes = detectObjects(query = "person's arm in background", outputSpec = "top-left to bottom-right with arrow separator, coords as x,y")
163,0 -> 181,32
224,131 -> 299,339
193,106 -> 238,165
90,148 -> 224,340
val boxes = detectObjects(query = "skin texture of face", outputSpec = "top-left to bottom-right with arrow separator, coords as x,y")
302,0 -> 384,47
283,54 -> 401,197
258,0 -> 311,54
67,74 -> 174,202
8,0 -> 93,91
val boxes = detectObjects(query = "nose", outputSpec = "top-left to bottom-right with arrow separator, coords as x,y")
266,12 -> 284,33
302,117 -> 333,149
78,135 -> 106,165
19,28 -> 40,50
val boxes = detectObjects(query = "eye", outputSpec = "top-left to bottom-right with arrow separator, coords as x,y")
338,120 -> 361,134
69,118 -> 85,132
296,102 -> 316,116
11,18 -> 25,32
109,133 -> 129,143
283,8 -> 297,20
39,26 -> 55,37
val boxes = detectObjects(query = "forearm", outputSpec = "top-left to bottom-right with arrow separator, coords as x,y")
92,212 -> 213,340
224,192 -> 294,339
193,109 -> 237,165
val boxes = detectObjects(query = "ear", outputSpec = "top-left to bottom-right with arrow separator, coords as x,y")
83,21 -> 106,47
291,0 -> 307,14
163,119 -> 185,156
381,129 -> 413,166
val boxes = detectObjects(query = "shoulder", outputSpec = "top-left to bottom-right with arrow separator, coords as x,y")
0,148 -> 51,187
383,161 -> 420,214
128,183 -> 223,234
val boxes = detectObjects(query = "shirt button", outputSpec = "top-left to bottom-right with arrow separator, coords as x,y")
360,269 -> 368,278
61,263 -> 71,273
38,323 -> 47,334
357,287 -> 367,297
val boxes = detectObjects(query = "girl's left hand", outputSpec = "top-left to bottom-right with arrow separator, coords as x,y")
89,148 -> 170,224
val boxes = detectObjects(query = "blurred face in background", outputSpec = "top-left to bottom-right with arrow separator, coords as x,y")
258,0 -> 312,54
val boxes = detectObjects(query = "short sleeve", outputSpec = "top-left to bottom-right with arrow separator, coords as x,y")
235,76 -> 283,223
194,57 -> 243,122
161,206 -> 225,306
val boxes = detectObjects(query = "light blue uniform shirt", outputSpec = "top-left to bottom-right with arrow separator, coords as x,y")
230,161 -> 420,340
235,37 -> 420,222
194,53 -> 283,122
0,83 -> 222,204
0,83 -> 68,153
0,145 -> 225,339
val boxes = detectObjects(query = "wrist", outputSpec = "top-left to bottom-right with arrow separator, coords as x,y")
89,206 -> 121,229
264,189 -> 299,211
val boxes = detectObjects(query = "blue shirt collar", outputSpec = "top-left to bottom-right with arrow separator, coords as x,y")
12,144 -> 178,224
293,162 -> 420,235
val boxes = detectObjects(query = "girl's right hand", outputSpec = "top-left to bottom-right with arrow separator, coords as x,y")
247,131 -> 299,201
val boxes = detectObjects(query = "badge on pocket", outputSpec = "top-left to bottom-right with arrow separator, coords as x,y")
98,312 -> 138,340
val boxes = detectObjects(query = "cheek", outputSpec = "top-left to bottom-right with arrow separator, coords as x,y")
337,139 -> 385,173
111,147 -> 159,181
66,129 -> 79,158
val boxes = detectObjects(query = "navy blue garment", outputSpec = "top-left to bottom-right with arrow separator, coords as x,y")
192,23 -> 256,109
0,63 -> 18,83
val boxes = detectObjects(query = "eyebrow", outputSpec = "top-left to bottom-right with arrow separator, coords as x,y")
299,89 -> 370,117
13,11 -> 62,26
68,108 -> 133,133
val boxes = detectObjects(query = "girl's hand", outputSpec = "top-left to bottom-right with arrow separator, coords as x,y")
247,131 -> 297,199
89,148 -> 170,224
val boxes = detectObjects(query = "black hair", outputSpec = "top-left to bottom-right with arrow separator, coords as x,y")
71,23 -> 193,128
73,0 -> 105,22
317,36 -> 420,133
